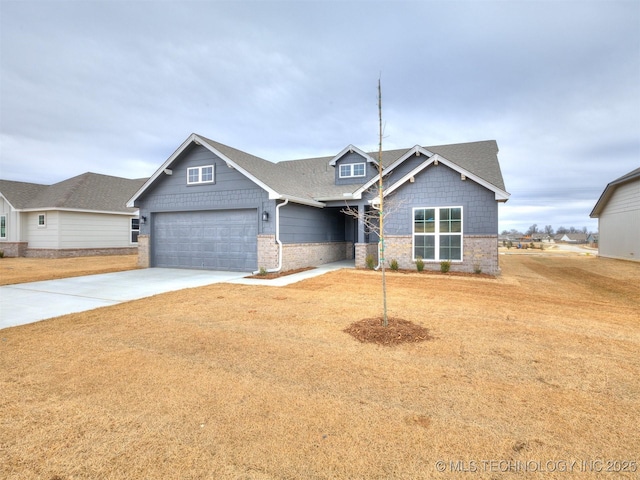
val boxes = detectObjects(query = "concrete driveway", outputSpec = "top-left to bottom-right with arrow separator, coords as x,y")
0,260 -> 353,330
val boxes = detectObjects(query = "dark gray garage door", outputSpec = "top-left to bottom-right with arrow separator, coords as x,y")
152,210 -> 257,271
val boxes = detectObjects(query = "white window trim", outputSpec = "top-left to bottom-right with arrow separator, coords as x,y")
0,214 -> 6,240
187,165 -> 215,185
412,206 -> 463,262
38,213 -> 46,228
339,162 -> 366,178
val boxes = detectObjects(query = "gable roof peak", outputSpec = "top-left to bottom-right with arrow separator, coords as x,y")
328,144 -> 378,166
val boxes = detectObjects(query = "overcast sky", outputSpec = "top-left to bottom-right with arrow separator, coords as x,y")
1,1 -> 638,233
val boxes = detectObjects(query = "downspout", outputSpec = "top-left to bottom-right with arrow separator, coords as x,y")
253,198 -> 288,274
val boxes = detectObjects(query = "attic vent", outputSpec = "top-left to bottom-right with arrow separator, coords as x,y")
461,174 -> 466,181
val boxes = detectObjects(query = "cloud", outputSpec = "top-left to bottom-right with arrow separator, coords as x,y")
0,0 -> 637,233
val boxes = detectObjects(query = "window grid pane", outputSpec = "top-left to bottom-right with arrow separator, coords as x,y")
201,166 -> 213,182
414,208 -> 435,234
188,168 -> 199,183
439,235 -> 462,261
353,163 -> 365,176
414,235 -> 435,260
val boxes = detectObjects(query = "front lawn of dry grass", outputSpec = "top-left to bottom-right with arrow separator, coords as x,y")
1,254 -> 639,479
0,255 -> 138,285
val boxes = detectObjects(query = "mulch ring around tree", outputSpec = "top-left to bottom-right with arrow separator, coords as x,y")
344,317 -> 432,346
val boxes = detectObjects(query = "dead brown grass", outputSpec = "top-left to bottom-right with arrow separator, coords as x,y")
1,254 -> 639,479
0,255 -> 139,285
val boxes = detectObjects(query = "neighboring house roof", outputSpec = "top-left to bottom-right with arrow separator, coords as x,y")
1,173 -> 146,214
590,167 -> 640,218
129,133 -> 509,207
555,233 -> 588,242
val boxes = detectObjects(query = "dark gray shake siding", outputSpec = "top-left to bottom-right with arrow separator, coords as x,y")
382,162 -> 498,235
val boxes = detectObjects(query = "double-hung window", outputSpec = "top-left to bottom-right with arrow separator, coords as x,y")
38,213 -> 46,228
187,165 -> 215,185
339,162 -> 365,178
0,215 -> 6,239
413,207 -> 463,261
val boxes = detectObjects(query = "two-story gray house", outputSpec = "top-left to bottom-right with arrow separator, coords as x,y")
127,133 -> 509,274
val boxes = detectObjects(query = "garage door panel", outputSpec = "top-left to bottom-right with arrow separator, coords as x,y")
153,210 -> 257,271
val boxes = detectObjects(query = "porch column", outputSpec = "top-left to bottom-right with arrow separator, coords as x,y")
357,205 -> 366,243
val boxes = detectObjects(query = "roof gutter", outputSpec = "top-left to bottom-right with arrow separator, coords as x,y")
269,193 -> 324,208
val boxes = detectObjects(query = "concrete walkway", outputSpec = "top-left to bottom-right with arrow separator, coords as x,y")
0,260 -> 353,330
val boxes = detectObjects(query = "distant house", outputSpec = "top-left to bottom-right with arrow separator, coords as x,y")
128,133 -> 510,274
554,233 -> 588,244
590,167 -> 640,262
0,173 -> 146,258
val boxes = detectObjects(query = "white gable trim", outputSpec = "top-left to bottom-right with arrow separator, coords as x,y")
352,145 -> 432,198
127,134 -> 324,208
382,154 -> 511,201
328,144 -> 378,167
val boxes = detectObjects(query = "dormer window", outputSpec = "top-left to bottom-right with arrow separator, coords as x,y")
339,162 -> 366,178
187,165 -> 215,185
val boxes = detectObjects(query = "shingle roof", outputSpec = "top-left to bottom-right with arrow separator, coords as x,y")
130,133 -> 508,207
199,135 -> 506,201
0,180 -> 48,209
590,166 -> 640,218
1,173 -> 146,213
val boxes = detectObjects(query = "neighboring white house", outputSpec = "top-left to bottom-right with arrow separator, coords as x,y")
590,167 -> 640,262
0,173 -> 146,258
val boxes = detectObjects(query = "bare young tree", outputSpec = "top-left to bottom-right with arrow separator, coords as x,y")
342,79 -> 394,326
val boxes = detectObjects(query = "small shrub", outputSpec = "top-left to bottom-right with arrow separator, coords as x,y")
0,250 -> 4,258
440,260 -> 451,273
416,256 -> 424,272
390,259 -> 399,271
507,241 -> 513,249
365,254 -> 375,270
258,266 -> 268,276
473,264 -> 482,274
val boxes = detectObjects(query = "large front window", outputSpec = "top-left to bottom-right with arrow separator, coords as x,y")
413,207 -> 462,261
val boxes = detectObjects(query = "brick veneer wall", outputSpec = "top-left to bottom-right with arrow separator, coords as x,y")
258,235 -> 352,271
0,242 -> 28,258
257,235 -> 279,270
137,235 -> 150,267
355,243 -> 379,268
23,247 -> 138,259
370,234 -> 500,274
